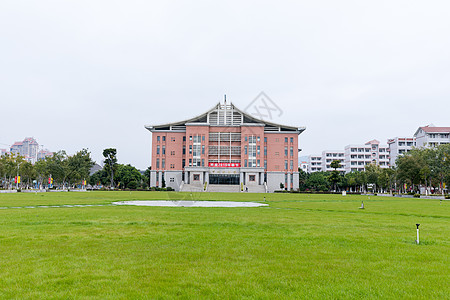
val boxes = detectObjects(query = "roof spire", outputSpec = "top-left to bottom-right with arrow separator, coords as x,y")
224,94 -> 226,105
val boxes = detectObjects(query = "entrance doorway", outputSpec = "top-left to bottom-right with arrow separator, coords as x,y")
209,174 -> 239,185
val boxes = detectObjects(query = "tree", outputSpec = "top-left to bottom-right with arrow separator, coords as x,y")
35,157 -> 51,188
103,148 -> 117,188
0,153 -> 25,189
396,152 -> 422,192
379,167 -> 395,194
298,168 -> 308,191
45,151 -> 69,188
329,160 -> 342,191
116,164 -> 142,189
66,149 -> 94,187
142,166 -> 151,189
305,172 -> 330,191
365,164 -> 381,193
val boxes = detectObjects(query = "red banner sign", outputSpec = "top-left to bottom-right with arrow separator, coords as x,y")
209,162 -> 241,168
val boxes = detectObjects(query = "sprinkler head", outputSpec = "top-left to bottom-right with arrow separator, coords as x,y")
416,224 -> 420,229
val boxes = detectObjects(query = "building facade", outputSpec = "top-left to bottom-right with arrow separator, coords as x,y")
10,137 -> 40,163
414,125 -> 450,148
344,140 -> 389,173
146,102 -> 305,192
306,155 -> 322,173
321,150 -> 345,173
387,137 -> 416,167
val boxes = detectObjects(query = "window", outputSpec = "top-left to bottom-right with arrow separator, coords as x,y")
245,159 -> 247,167
189,159 -> 192,166
189,136 -> 192,141
245,136 -> 247,142
156,159 -> 160,169
257,136 -> 260,142
275,138 -> 279,142
290,160 -> 293,170
170,178 -> 174,182
193,174 -> 200,181
182,159 -> 185,168
245,146 -> 247,155
285,137 -> 288,143
275,152 -> 279,156
202,159 -> 204,167
202,145 -> 205,155
290,147 -> 293,157
183,146 -> 186,155
290,137 -> 293,143
162,146 -> 165,155
257,146 -> 260,155
285,147 -> 288,157
171,137 -> 175,142
264,137 -> 267,143
157,136 -> 160,142
189,145 -> 192,154
249,175 -> 255,181
156,145 -> 160,155
264,160 -> 267,169
257,160 -> 260,167
170,164 -> 175,169
285,160 -> 288,170
183,136 -> 186,142
162,159 -> 165,169
162,136 -> 166,142
202,135 -> 205,141
264,146 -> 267,156
170,151 -> 175,156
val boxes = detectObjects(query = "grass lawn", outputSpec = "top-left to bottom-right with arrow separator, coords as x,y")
0,191 -> 448,299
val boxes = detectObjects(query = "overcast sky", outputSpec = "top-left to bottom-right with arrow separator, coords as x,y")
1,1 -> 449,169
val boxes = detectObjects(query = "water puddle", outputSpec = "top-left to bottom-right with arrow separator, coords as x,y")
113,200 -> 268,208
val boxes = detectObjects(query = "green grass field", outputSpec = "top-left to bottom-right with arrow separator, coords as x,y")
0,191 -> 448,299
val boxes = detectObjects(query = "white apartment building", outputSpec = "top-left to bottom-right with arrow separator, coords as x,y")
387,137 -> 416,167
414,125 -> 450,148
37,149 -> 53,160
299,157 -> 309,173
321,150 -> 345,173
344,140 -> 389,173
307,155 -> 322,173
8,137 -> 52,164
10,137 -> 40,163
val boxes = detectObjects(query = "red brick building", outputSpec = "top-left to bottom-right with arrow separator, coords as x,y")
145,102 -> 305,192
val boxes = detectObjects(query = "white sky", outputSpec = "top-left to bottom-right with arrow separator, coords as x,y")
1,1 -> 449,169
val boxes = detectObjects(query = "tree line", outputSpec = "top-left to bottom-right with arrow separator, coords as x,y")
0,148 -> 151,190
89,149 -> 151,190
0,149 -> 94,189
300,144 -> 450,194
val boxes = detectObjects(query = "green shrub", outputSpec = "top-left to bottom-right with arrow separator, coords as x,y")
127,181 -> 138,189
